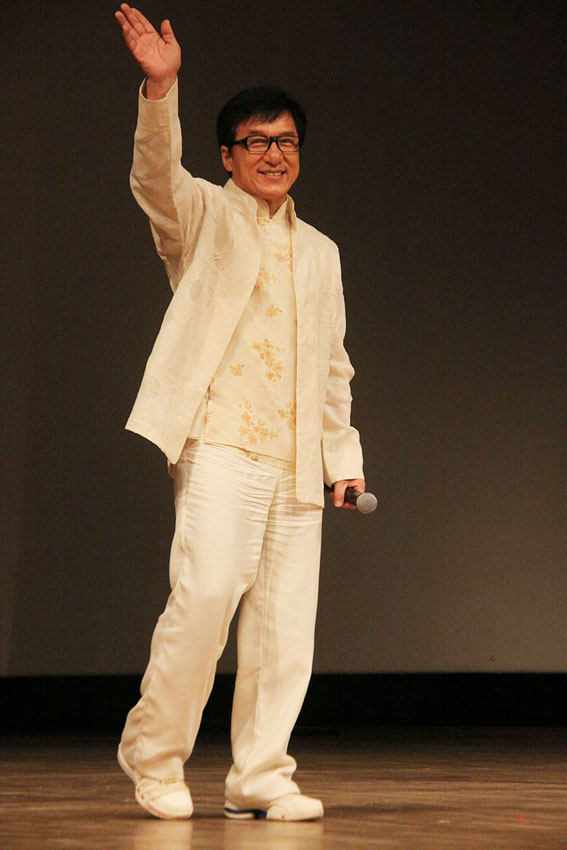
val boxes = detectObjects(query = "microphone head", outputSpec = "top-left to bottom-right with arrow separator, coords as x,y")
356,492 -> 377,514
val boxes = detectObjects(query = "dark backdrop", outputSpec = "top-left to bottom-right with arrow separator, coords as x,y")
2,0 -> 565,676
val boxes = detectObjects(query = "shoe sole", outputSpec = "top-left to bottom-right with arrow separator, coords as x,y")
224,803 -> 324,821
136,792 -> 192,820
224,806 -> 267,820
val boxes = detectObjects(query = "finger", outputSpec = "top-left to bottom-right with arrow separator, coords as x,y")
115,9 -> 134,32
349,480 -> 366,497
333,484 -> 346,507
129,6 -> 157,35
115,17 -> 139,53
116,6 -> 141,42
119,3 -> 142,31
160,18 -> 177,43
115,17 -> 137,52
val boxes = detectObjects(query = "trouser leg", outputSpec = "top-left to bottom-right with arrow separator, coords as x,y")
119,442 -> 277,780
225,468 -> 323,807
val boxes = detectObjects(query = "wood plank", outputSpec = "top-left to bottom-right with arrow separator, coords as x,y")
1,729 -> 567,848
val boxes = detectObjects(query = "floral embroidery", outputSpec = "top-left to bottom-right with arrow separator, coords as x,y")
265,305 -> 283,318
252,339 -> 284,382
277,400 -> 296,430
255,266 -> 278,290
239,400 -> 279,446
190,214 -> 296,464
274,245 -> 293,269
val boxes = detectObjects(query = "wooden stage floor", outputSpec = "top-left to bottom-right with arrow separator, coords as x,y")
2,728 -> 567,849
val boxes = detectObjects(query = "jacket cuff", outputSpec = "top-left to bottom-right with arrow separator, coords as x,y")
322,447 -> 364,487
138,77 -> 179,128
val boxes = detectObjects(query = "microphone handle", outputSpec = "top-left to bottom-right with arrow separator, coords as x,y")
344,486 -> 362,505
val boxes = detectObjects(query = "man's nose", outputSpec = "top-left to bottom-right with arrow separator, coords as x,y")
264,139 -> 283,159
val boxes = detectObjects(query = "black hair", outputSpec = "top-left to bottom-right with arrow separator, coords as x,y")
216,86 -> 307,149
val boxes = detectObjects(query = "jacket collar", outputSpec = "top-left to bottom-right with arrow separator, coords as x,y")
223,178 -> 296,226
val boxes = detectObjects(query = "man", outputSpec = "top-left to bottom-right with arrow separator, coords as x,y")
114,3 -> 365,822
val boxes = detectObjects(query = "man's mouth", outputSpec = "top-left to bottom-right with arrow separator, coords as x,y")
259,170 -> 286,179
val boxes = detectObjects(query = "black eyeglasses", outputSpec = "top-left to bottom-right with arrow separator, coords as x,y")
231,134 -> 301,153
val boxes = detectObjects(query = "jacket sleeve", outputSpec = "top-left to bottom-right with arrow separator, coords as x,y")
321,275 -> 365,487
130,79 -> 212,291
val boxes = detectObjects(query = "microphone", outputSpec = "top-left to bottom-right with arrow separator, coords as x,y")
344,487 -> 377,514
325,484 -> 377,514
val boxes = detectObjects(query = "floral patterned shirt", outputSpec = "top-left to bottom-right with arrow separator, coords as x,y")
188,195 -> 297,468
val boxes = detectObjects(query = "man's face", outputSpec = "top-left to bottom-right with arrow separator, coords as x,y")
221,112 -> 300,216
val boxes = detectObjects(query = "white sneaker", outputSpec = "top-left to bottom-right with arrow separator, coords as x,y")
224,793 -> 324,821
117,745 -> 193,819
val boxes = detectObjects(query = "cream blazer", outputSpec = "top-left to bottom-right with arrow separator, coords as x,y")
126,81 -> 363,507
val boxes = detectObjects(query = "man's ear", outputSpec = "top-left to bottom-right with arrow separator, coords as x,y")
220,146 -> 233,173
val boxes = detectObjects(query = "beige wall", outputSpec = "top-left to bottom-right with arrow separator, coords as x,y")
2,0 -> 565,674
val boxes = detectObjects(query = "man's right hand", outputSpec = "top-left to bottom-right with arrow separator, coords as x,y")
115,3 -> 181,100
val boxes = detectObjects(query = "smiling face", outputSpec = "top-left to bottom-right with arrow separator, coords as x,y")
220,112 -> 300,217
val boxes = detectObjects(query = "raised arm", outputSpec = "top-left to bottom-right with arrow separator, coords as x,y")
115,4 -> 213,290
115,3 -> 181,100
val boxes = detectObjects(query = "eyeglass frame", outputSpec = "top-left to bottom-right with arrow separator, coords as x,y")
229,134 -> 302,154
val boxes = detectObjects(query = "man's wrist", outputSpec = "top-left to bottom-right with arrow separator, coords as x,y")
145,76 -> 177,101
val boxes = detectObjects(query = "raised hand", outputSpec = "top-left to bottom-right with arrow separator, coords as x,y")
115,4 -> 181,98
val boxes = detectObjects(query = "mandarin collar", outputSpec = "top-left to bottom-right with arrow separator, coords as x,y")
223,178 -> 296,223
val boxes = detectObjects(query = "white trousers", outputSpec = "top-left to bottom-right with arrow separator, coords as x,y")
120,441 -> 323,807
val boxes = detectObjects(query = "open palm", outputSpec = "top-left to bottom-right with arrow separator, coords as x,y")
115,4 -> 181,81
